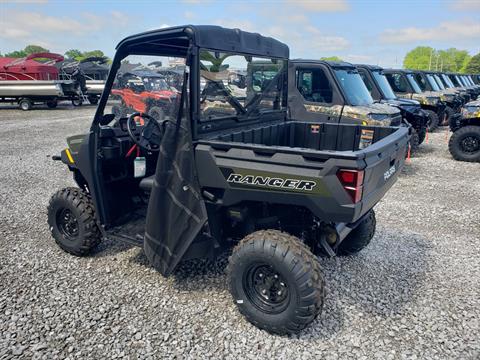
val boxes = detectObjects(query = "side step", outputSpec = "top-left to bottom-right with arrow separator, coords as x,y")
107,232 -> 144,247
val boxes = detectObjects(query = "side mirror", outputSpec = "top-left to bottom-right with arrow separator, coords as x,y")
100,113 -> 116,125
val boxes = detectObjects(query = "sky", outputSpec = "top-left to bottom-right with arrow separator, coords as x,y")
0,0 -> 479,68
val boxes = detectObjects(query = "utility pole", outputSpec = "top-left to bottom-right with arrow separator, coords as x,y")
435,54 -> 439,71
429,48 -> 433,70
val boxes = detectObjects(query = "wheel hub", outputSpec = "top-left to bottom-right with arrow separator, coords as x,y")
57,208 -> 79,240
244,264 -> 290,314
461,135 -> 480,153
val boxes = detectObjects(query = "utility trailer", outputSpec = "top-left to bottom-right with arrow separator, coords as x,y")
48,25 -> 410,335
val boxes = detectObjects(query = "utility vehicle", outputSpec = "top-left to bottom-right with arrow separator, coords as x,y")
288,60 -> 403,128
110,70 -> 178,121
356,64 -> 428,152
384,69 -> 446,131
448,99 -> 480,162
410,70 -> 463,126
47,25 -> 409,335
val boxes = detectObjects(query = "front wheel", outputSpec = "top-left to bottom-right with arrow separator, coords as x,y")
72,98 -> 83,107
19,98 -> 33,111
424,109 -> 439,131
448,126 -> 480,162
227,230 -> 325,335
88,95 -> 99,105
47,187 -> 102,256
46,99 -> 58,109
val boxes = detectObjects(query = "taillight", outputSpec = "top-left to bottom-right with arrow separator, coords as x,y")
337,169 -> 364,203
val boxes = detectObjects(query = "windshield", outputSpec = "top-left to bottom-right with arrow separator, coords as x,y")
144,77 -> 170,91
372,70 -> 397,100
199,50 -> 286,121
433,75 -> 445,90
333,68 -> 373,106
442,74 -> 455,88
454,75 -> 464,87
406,74 -> 422,93
426,74 -> 440,91
465,76 -> 474,86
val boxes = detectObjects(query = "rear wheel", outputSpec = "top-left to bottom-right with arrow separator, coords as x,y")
19,99 -> 33,111
227,230 -> 325,335
47,187 -> 101,256
337,210 -> 376,256
424,109 -> 439,131
448,126 -> 480,162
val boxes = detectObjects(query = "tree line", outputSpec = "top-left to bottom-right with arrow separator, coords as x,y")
403,46 -> 479,73
0,45 -> 110,62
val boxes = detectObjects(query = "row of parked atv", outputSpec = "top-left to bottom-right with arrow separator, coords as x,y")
357,67 -> 480,162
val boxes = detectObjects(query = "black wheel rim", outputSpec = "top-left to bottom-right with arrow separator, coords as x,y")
243,263 -> 290,314
56,208 -> 79,240
460,135 -> 479,154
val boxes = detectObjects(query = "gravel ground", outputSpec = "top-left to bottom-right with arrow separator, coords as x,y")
0,104 -> 479,359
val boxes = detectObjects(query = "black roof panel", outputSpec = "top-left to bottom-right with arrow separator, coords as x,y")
116,25 -> 289,59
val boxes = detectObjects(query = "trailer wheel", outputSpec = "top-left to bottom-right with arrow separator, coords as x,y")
19,99 -> 33,111
72,98 -> 83,107
424,110 -> 439,131
46,100 -> 58,109
337,210 -> 376,256
448,125 -> 480,162
227,230 -> 325,335
47,187 -> 101,256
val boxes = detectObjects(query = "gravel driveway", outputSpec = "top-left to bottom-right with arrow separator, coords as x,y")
0,104 -> 479,359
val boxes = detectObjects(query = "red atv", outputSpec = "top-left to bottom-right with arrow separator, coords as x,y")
111,70 -> 178,120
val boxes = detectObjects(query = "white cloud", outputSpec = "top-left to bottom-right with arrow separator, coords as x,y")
380,19 -> 480,44
450,0 -> 480,10
285,0 -> 349,12
343,54 -> 373,63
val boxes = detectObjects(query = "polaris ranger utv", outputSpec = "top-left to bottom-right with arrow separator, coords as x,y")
356,64 -> 428,152
47,25 -> 409,335
448,99 -> 480,162
288,60 -> 403,128
384,69 -> 446,131
411,70 -> 463,126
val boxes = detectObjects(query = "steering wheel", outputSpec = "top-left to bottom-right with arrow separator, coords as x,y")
126,112 -> 163,152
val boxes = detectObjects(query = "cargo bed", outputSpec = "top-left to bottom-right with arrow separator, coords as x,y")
195,121 -> 409,224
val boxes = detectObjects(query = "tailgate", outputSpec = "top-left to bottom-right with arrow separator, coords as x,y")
358,126 -> 409,218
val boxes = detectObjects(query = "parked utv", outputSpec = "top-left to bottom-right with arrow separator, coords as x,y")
288,60 -> 403,128
384,69 -> 446,131
356,64 -> 428,152
110,69 -> 178,121
47,25 -> 409,335
446,73 -> 479,100
448,99 -> 480,162
410,70 -> 463,126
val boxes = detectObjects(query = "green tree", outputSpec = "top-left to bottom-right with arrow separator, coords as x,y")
403,46 -> 435,70
465,53 -> 480,73
5,45 -> 49,58
65,49 -> 83,60
320,56 -> 342,61
437,48 -> 470,72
